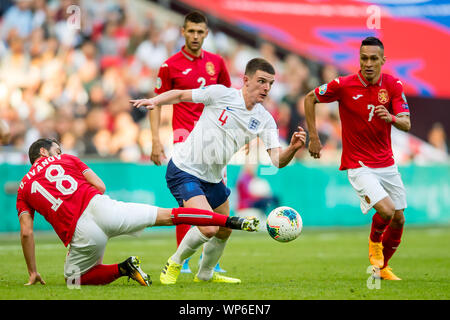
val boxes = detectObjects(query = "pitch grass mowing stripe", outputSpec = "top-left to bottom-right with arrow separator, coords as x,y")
0,226 -> 449,300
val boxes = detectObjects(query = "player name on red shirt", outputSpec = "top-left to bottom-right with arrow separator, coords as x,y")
155,46 -> 231,143
16,154 -> 102,246
314,71 -> 410,170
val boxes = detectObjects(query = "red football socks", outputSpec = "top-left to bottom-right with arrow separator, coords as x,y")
171,207 -> 228,228
79,264 -> 121,285
382,224 -> 404,268
176,224 -> 192,247
370,212 -> 392,242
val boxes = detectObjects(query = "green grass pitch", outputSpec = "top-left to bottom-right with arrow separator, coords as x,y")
0,226 -> 449,300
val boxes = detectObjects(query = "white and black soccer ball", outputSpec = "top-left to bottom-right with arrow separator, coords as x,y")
266,206 -> 303,242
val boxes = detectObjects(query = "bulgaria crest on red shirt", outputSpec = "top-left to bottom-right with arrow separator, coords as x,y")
206,62 -> 215,76
378,89 -> 389,104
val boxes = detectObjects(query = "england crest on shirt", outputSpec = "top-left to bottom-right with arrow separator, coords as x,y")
248,117 -> 261,131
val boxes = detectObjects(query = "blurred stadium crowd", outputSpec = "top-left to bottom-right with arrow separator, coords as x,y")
0,0 -> 448,165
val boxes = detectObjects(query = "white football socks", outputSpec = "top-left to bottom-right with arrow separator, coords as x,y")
171,226 -> 210,265
196,236 -> 228,281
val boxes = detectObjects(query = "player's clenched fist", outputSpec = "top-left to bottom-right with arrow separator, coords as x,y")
374,105 -> 395,123
308,138 -> 322,159
290,126 -> 307,150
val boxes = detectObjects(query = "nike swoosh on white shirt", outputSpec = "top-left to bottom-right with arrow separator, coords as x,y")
352,94 -> 363,100
182,68 -> 192,75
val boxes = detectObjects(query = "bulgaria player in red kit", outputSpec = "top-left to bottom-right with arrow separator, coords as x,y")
304,37 -> 411,280
16,139 -> 258,286
150,11 -> 231,273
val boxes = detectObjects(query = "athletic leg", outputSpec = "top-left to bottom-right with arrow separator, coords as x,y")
78,257 -> 151,286
378,166 -> 407,268
159,195 -> 213,285
64,209 -> 122,286
378,165 -> 407,279
368,196 -> 395,268
370,197 -> 395,242
66,196 -> 154,286
188,191 -> 240,283
176,224 -> 192,246
170,195 -> 218,264
382,209 -> 405,268
78,264 -> 121,285
90,195 -> 157,237
377,209 -> 404,280
197,200 -> 232,281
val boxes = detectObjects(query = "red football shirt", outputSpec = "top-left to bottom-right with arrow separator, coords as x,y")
155,46 -> 231,143
16,154 -> 102,246
314,71 -> 410,170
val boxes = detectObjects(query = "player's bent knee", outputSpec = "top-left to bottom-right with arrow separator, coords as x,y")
216,227 -> 232,240
379,209 -> 395,220
198,225 -> 219,238
375,198 -> 395,220
382,209 -> 395,220
392,210 -> 405,227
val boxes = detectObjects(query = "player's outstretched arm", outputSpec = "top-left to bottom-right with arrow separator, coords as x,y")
304,90 -> 322,159
267,126 -> 306,168
130,90 -> 193,110
83,169 -> 106,194
19,213 -> 46,285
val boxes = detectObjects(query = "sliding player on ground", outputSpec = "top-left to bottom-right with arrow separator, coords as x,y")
17,139 -> 258,286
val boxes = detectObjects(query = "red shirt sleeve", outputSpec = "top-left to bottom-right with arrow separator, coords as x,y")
154,63 -> 172,94
314,78 -> 341,103
217,57 -> 231,88
391,80 -> 410,117
65,154 -> 90,174
16,190 -> 35,219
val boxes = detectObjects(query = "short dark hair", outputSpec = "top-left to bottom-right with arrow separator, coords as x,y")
245,58 -> 275,76
28,138 -> 59,165
361,36 -> 384,50
184,11 -> 208,27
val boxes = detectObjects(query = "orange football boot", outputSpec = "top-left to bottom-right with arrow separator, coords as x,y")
379,266 -> 402,280
368,239 -> 384,268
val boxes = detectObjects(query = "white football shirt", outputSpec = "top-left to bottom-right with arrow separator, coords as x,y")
171,85 -> 281,183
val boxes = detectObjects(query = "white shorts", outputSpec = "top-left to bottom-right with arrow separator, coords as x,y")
347,164 -> 407,214
64,194 -> 158,278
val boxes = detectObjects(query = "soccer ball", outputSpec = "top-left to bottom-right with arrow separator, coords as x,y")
266,206 -> 303,242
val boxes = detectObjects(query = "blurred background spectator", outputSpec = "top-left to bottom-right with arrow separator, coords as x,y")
237,163 -> 280,215
428,122 -> 448,154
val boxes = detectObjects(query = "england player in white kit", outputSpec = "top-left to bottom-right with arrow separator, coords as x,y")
131,58 -> 306,284
173,83 -> 281,183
